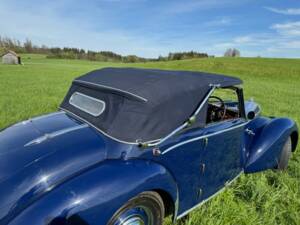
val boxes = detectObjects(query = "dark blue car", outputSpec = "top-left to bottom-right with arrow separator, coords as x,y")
0,68 -> 298,225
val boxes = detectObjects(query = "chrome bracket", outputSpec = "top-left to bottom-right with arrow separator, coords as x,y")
204,138 -> 209,147
197,188 -> 203,199
200,163 -> 206,174
245,128 -> 255,136
152,147 -> 161,156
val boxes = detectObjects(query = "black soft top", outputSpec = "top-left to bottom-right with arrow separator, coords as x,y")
61,68 -> 242,143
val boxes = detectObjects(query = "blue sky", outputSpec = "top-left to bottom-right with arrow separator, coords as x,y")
1,0 -> 300,58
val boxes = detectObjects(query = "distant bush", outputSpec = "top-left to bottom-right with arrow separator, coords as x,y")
224,48 -> 241,57
167,51 -> 208,61
0,36 -> 209,63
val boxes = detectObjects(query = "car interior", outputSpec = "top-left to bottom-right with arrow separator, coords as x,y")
206,88 -> 240,124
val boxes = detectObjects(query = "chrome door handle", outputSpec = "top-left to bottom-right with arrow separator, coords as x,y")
245,128 -> 255,136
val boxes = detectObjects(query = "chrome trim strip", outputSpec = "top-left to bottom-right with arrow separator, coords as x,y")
162,121 -> 247,155
74,80 -> 148,103
24,124 -> 89,147
69,92 -> 106,117
176,171 -> 243,219
59,108 -> 139,145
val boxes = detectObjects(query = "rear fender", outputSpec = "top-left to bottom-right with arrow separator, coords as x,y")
245,118 -> 298,173
8,160 -> 178,225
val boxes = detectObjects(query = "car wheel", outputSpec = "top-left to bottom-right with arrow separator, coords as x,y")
277,137 -> 292,170
108,191 -> 165,225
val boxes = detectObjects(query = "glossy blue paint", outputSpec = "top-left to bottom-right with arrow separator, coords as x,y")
0,112 -> 177,225
244,117 -> 298,173
135,118 -> 246,215
7,160 -> 177,225
0,99 -> 298,224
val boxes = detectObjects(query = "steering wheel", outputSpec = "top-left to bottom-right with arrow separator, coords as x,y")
208,96 -> 226,122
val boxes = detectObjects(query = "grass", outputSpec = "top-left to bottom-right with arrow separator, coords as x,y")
0,55 -> 299,225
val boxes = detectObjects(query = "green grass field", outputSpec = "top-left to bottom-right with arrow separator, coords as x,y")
0,55 -> 299,225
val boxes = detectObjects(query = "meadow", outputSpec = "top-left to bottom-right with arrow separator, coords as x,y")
0,54 -> 299,225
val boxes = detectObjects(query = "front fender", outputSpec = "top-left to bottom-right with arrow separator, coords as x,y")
8,159 -> 178,225
245,117 -> 298,173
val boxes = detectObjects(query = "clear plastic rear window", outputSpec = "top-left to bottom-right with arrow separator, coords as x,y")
69,92 -> 105,117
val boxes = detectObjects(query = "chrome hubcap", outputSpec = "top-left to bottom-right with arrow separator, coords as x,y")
114,206 -> 153,225
122,217 -> 145,225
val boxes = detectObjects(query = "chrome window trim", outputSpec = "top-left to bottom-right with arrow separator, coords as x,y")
162,121 -> 248,155
69,92 -> 106,117
74,80 -> 148,103
176,171 -> 243,219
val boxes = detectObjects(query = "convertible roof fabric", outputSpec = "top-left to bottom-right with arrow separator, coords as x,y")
60,68 -> 242,143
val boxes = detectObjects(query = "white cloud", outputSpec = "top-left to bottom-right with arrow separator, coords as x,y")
265,7 -> 300,15
271,21 -> 300,36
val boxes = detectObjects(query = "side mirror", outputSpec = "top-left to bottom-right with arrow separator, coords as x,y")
245,99 -> 261,120
247,111 -> 256,120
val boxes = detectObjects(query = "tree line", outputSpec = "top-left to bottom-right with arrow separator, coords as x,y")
0,36 -> 210,63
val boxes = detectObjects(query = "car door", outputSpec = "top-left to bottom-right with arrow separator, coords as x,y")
153,87 -> 246,216
156,127 -> 208,215
155,118 -> 246,216
196,119 -> 246,202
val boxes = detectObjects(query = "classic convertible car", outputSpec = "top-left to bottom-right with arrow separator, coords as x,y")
0,68 -> 298,225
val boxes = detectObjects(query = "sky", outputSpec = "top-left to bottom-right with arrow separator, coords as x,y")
0,0 -> 300,58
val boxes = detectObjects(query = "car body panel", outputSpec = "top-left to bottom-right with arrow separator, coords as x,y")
244,117 -> 298,173
8,160 -> 178,225
0,112 -> 133,224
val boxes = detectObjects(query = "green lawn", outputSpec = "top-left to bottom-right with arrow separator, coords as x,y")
0,55 -> 299,225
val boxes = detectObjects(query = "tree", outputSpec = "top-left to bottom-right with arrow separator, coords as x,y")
24,39 -> 33,53
224,48 -> 240,57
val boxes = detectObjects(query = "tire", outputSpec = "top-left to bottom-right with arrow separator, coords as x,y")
108,191 -> 165,225
277,137 -> 292,170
